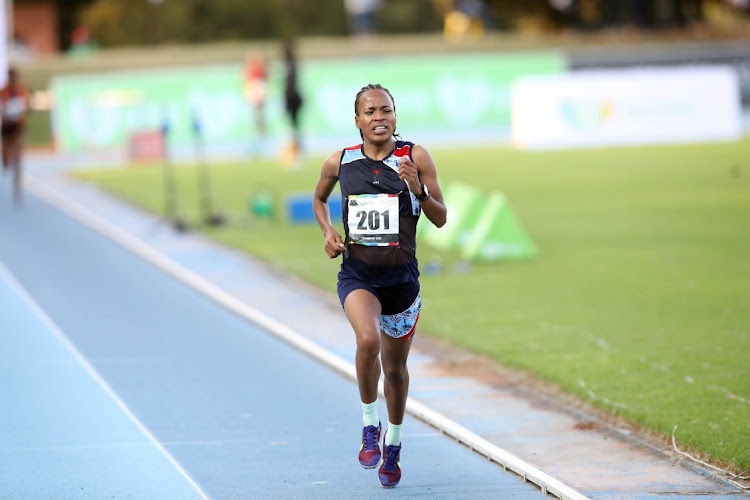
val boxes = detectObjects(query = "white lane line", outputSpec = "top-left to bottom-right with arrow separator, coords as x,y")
0,261 -> 211,500
27,177 -> 589,500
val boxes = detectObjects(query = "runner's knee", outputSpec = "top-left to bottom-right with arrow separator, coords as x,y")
356,331 -> 380,359
381,361 -> 408,385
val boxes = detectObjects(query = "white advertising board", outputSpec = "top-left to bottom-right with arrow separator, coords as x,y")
511,66 -> 742,150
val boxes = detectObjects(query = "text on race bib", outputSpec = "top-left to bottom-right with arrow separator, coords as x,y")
347,194 -> 399,246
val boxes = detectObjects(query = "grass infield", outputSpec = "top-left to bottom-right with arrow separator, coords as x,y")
74,138 -> 750,471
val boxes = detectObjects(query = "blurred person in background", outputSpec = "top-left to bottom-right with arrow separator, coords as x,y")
9,33 -> 36,63
671,0 -> 706,29
312,84 -> 447,488
623,0 -> 654,29
68,24 -> 98,57
549,0 -> 581,29
344,0 -> 382,38
243,49 -> 269,156
282,39 -> 303,167
444,0 -> 489,38
725,0 -> 749,14
1,68 -> 31,205
70,24 -> 92,48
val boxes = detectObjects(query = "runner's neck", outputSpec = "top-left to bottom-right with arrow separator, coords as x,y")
362,141 -> 395,161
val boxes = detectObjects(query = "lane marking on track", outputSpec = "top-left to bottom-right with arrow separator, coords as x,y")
27,177 -> 589,500
0,261 -> 212,500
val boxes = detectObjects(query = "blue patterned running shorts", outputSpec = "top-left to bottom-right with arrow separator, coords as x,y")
380,291 -> 421,339
337,277 -> 421,339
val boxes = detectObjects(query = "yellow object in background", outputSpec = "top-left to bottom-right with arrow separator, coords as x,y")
444,10 -> 485,40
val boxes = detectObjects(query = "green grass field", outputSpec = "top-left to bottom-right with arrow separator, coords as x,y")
74,138 -> 750,471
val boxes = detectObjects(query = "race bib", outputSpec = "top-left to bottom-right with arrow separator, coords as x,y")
347,194 -> 399,246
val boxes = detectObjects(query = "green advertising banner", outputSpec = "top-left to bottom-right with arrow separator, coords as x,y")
50,52 -> 565,153
50,64 -> 269,153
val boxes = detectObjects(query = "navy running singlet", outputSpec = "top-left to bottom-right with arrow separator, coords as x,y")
337,140 -> 422,287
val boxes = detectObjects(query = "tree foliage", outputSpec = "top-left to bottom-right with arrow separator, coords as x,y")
75,0 -> 737,47
77,0 -> 445,46
78,0 -> 350,46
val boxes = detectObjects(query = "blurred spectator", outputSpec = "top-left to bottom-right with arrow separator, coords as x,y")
724,0 -> 749,17
549,0 -> 581,29
282,39 -> 303,167
726,0 -> 749,8
69,24 -> 98,57
344,0 -> 382,37
9,34 -> 36,63
1,68 -> 31,205
243,49 -> 269,154
444,0 -> 491,39
70,25 -> 91,46
672,0 -> 705,27
550,0 -> 575,8
627,0 -> 654,29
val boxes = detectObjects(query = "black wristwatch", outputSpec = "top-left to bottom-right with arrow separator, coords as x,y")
415,183 -> 430,202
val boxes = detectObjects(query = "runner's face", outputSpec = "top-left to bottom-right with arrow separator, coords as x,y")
355,89 -> 396,146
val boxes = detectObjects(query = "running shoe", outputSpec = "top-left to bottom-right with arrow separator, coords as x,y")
358,422 -> 381,468
378,432 -> 401,488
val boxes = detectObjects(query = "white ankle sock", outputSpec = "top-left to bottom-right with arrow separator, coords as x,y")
361,400 -> 379,427
385,422 -> 402,446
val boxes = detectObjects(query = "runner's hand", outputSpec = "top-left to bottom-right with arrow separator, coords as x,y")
324,228 -> 346,258
398,157 -> 420,194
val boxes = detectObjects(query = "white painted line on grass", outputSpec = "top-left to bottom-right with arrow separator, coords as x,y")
27,177 -> 589,500
0,261 -> 211,500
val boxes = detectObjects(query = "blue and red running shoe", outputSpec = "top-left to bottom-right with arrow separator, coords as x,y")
378,432 -> 401,488
358,422 -> 382,468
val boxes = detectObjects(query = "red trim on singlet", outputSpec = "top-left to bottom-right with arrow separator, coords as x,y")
345,143 -> 409,156
393,145 -> 411,158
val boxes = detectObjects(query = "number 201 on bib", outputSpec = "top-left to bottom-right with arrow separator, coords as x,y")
347,194 -> 399,246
